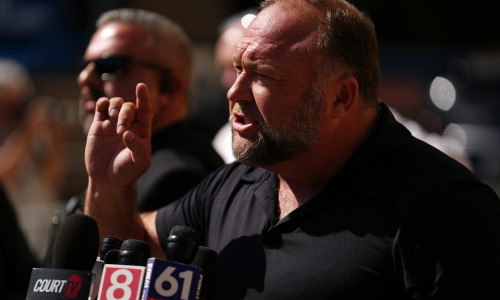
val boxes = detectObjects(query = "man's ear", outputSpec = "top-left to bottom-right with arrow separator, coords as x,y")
328,76 -> 359,118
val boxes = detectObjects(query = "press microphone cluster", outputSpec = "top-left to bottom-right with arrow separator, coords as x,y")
26,216 -> 218,300
97,225 -> 219,300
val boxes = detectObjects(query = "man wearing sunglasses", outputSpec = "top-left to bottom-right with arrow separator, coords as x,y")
77,8 -> 224,213
43,8 -> 224,267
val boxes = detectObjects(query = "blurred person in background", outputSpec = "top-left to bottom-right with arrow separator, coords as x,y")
44,8 -> 224,265
379,73 -> 474,170
77,7 -> 224,212
0,182 -> 39,300
0,59 -> 67,260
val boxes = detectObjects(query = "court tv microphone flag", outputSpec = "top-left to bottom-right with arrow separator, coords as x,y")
26,213 -> 100,300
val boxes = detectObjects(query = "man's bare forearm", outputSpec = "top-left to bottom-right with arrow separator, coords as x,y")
84,179 -> 144,240
84,178 -> 165,258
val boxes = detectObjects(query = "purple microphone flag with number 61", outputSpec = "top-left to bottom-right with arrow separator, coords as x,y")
142,258 -> 203,300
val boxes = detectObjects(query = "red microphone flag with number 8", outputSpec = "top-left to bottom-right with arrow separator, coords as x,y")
98,264 -> 146,300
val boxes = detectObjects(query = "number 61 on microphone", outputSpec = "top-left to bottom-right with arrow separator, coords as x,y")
142,258 -> 203,300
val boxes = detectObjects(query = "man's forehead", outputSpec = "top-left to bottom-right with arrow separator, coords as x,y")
234,4 -> 318,64
87,23 -> 152,58
242,3 -> 318,51
233,36 -> 275,68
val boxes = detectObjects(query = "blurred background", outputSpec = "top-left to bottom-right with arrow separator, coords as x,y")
1,0 -> 499,259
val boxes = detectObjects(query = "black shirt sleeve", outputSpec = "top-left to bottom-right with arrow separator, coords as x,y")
155,163 -> 237,250
393,172 -> 500,299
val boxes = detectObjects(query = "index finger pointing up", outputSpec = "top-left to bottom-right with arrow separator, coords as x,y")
133,82 -> 153,140
136,83 -> 152,114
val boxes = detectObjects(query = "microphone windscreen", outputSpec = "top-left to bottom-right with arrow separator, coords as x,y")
52,213 -> 100,271
166,225 -> 200,264
191,246 -> 219,300
100,235 -> 123,260
103,249 -> 120,264
118,239 -> 151,266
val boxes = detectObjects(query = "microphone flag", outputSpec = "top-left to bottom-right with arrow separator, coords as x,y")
142,258 -> 203,300
26,268 -> 92,300
97,264 -> 146,300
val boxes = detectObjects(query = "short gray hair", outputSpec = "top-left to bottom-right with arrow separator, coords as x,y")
96,8 -> 193,87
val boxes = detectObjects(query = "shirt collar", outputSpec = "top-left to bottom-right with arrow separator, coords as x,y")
283,102 -> 414,222
327,102 -> 413,202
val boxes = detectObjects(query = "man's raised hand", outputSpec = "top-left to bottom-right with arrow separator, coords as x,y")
85,83 -> 152,188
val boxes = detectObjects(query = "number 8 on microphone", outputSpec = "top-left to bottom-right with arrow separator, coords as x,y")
97,264 -> 146,300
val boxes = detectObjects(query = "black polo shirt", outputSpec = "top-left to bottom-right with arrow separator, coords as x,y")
156,103 -> 500,299
137,121 -> 224,212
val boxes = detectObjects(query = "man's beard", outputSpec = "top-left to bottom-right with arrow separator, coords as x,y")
232,82 -> 326,167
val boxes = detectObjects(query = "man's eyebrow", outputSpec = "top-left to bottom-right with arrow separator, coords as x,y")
233,49 -> 261,67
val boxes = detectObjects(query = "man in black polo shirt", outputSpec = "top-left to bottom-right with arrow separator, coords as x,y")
43,8 -> 224,267
83,0 -> 500,299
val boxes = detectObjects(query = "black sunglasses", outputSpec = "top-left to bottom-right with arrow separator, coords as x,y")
80,55 -> 171,79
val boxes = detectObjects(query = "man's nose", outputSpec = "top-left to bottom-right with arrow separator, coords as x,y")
227,73 -> 253,104
77,62 -> 102,88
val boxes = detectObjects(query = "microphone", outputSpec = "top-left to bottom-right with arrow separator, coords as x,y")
26,213 -> 100,300
118,239 -> 151,266
100,235 -> 124,261
141,226 -> 217,300
165,226 -> 200,264
97,239 -> 151,300
191,246 -> 219,300
89,235 -> 124,300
